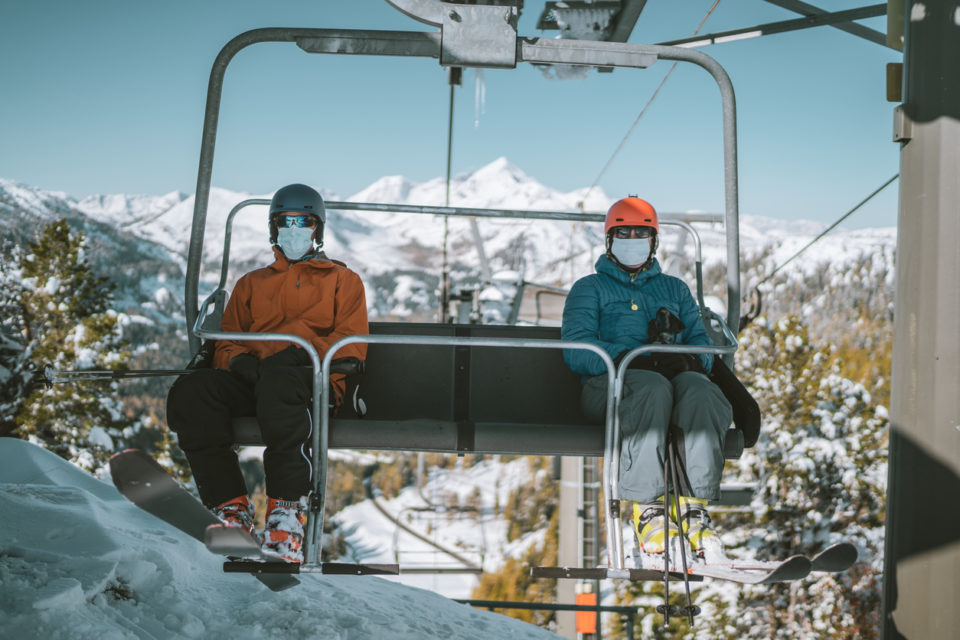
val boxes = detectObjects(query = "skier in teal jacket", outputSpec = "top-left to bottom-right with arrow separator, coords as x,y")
562,197 -> 732,564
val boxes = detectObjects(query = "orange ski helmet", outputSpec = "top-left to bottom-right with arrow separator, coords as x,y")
604,197 -> 659,235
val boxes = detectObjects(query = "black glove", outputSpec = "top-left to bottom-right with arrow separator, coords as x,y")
260,345 -> 311,370
229,353 -> 259,387
616,351 -> 706,380
644,353 -> 706,379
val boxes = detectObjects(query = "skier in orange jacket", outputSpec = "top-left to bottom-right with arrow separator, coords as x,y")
167,183 -> 367,563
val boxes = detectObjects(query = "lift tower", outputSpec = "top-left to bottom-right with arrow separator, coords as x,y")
884,0 -> 960,637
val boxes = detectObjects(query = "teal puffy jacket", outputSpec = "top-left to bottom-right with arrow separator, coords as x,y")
561,254 -> 714,379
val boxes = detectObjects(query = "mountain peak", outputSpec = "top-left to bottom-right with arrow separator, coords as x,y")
468,156 -> 527,182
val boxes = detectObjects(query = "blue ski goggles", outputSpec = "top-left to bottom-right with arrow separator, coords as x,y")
276,214 -> 318,228
611,225 -> 655,239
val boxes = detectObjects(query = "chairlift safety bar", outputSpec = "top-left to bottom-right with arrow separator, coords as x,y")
194,280 -> 739,571
216,199 -> 710,315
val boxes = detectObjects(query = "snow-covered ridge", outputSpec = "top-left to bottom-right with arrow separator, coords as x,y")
0,438 -> 559,639
1,159 -> 896,313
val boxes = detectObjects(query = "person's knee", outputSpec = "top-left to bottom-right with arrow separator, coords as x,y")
255,367 -> 310,407
166,369 -> 220,431
621,370 -> 672,407
672,372 -> 732,429
673,372 -> 723,403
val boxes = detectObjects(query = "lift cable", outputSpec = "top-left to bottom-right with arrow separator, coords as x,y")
756,174 -> 899,288
579,0 -> 723,208
739,173 -> 899,331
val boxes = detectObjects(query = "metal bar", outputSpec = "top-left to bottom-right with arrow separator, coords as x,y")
658,4 -> 887,48
520,37 -> 657,69
215,200 -> 717,301
43,368 -> 193,383
219,200 -> 708,265
455,599 -> 641,614
326,200 -> 723,224
296,30 -> 441,57
762,0 -> 890,47
220,199 -> 269,291
307,333 -> 618,568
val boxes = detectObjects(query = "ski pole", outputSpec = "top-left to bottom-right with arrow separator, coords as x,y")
40,365 -> 193,385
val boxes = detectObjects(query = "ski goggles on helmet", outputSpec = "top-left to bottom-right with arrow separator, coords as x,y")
611,225 -> 655,239
276,214 -> 318,228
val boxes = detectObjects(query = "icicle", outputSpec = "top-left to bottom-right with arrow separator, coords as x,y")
473,69 -> 485,128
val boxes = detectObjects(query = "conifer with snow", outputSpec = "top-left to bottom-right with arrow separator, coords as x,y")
4,219 -> 136,472
696,315 -> 887,638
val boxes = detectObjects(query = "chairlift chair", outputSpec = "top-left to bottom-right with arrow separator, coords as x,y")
178,0 -> 746,582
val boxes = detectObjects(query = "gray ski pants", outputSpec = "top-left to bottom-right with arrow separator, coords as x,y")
581,370 -> 733,503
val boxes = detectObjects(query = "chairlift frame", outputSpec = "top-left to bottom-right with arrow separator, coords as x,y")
183,1 -> 744,575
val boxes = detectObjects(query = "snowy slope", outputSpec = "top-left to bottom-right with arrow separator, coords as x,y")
0,439 -> 560,640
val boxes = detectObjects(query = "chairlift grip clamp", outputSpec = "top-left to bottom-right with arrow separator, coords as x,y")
308,491 -> 324,514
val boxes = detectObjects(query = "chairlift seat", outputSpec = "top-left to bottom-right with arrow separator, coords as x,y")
230,322 -> 745,459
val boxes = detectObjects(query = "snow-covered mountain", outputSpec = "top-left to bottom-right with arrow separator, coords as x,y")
1,158 -> 896,325
0,438 -> 559,639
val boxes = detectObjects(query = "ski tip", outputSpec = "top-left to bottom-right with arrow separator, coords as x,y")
109,448 -> 145,462
812,542 -> 859,572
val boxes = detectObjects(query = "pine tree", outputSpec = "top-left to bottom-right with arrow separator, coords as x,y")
5,219 -> 137,472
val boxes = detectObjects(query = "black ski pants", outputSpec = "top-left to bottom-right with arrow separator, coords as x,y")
166,366 -> 313,508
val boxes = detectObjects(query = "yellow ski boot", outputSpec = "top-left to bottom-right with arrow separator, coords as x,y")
672,496 -> 725,563
633,501 -> 685,566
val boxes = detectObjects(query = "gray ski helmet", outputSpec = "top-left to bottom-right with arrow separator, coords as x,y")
268,183 -> 326,244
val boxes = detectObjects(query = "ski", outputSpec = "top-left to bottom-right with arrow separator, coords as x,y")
632,552 -> 812,584
530,565 -> 703,582
109,449 -> 300,592
811,542 -> 858,572
205,523 -> 267,558
711,542 -> 858,574
690,555 -> 811,584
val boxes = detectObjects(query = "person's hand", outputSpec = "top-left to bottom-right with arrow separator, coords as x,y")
260,345 -> 311,370
229,353 -> 259,387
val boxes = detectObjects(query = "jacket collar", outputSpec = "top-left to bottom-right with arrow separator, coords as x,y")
595,253 -> 661,285
267,246 -> 340,271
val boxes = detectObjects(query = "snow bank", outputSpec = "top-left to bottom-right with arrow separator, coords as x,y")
0,439 -> 559,639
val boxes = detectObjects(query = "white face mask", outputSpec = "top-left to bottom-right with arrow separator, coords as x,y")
610,237 -> 651,267
276,227 -> 315,260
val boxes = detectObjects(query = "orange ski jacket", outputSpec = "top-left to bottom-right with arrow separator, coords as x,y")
212,248 -> 368,400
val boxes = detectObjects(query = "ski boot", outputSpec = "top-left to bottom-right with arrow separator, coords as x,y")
262,496 -> 307,564
632,501 -> 688,569
672,497 -> 725,564
212,495 -> 255,534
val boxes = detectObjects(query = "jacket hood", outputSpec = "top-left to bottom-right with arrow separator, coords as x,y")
594,253 -> 662,285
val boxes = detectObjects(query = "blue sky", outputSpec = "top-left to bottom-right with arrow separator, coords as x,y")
1,1 -> 902,227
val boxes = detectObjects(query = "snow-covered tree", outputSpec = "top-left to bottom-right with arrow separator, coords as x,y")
0,240 -> 34,437
608,314 -> 887,639
4,219 -> 136,472
696,315 -> 887,638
